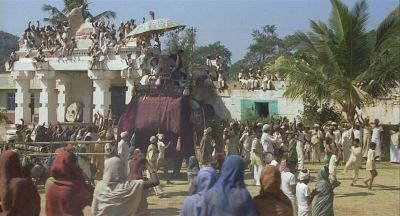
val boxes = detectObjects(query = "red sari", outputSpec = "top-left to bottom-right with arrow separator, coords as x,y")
45,151 -> 94,216
0,150 -> 40,216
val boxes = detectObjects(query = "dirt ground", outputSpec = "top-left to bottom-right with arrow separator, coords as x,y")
39,162 -> 400,216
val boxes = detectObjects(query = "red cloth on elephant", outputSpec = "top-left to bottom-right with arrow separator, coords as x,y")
45,151 -> 93,216
0,150 -> 40,216
135,96 -> 182,133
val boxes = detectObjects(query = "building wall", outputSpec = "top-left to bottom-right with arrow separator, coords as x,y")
207,88 -> 304,120
69,72 -> 93,122
361,102 -> 400,124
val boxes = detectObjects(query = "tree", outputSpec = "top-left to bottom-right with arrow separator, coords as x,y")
193,41 -> 232,67
165,27 -> 197,71
227,25 -> 289,80
42,0 -> 116,25
273,0 -> 400,121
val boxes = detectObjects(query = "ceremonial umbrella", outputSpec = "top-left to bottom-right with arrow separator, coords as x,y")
127,18 -> 185,38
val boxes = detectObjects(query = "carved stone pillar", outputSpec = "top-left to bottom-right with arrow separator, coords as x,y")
121,69 -> 138,105
10,71 -> 34,123
88,69 -> 118,120
57,77 -> 71,122
36,70 -> 57,124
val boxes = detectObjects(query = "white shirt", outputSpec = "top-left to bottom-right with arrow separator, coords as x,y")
372,127 -> 383,142
333,130 -> 342,145
261,132 -> 276,153
281,171 -> 296,197
158,140 -> 166,159
329,154 -> 338,175
118,139 -> 129,164
353,129 -> 361,140
296,182 -> 311,211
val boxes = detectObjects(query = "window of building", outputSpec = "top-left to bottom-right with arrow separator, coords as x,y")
255,102 -> 269,117
7,93 -> 15,111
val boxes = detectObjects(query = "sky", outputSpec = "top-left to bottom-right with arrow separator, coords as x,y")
0,0 -> 398,62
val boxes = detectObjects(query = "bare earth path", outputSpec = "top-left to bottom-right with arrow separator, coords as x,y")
39,162 -> 400,216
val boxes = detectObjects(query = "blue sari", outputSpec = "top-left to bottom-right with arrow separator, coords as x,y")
198,155 -> 257,216
180,167 -> 217,216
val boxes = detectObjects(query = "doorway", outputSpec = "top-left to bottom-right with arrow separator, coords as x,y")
255,102 -> 269,117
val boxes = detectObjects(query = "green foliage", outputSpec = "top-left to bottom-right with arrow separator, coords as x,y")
165,28 -> 197,71
165,28 -> 232,72
193,41 -> 232,66
241,108 -> 278,125
42,0 -> 116,25
0,31 -> 19,73
299,100 -> 342,126
273,0 -> 400,121
227,25 -> 291,80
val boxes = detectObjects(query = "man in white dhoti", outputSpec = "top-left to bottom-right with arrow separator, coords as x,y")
261,124 -> 276,164
341,124 -> 353,163
371,119 -> 383,160
389,125 -> 399,163
310,124 -> 323,163
343,138 -> 362,186
295,123 -> 306,170
118,131 -> 130,175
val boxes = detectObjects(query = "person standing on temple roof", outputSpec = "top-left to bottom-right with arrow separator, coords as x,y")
118,131 -> 130,175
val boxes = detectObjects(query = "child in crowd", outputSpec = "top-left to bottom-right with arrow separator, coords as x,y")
343,138 -> 363,186
270,149 -> 283,168
296,169 -> 317,216
328,148 -> 341,187
364,142 -> 378,190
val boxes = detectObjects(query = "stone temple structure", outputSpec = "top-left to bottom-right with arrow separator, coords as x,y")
6,12 -> 154,125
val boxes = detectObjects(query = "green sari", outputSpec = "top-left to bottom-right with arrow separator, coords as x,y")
312,167 -> 334,216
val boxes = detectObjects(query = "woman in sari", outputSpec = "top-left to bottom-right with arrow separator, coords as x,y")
199,155 -> 257,216
0,150 -> 40,216
92,156 -> 160,216
254,165 -> 293,216
312,166 -> 334,216
45,150 -> 94,216
180,167 -> 217,216
187,156 -> 200,195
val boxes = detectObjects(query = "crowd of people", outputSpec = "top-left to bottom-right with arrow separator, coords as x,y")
0,114 -> 399,216
7,16 -> 161,71
238,69 -> 278,91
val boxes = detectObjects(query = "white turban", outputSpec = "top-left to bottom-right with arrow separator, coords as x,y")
299,169 -> 310,181
120,131 -> 129,139
149,136 -> 157,144
262,124 -> 271,132
314,124 -> 320,127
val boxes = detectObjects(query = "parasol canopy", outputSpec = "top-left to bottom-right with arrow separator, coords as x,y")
127,18 -> 185,38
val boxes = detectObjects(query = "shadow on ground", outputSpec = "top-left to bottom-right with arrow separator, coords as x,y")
149,207 -> 180,216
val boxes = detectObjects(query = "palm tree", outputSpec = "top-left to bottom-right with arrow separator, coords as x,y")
42,0 -> 116,25
273,0 -> 400,121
